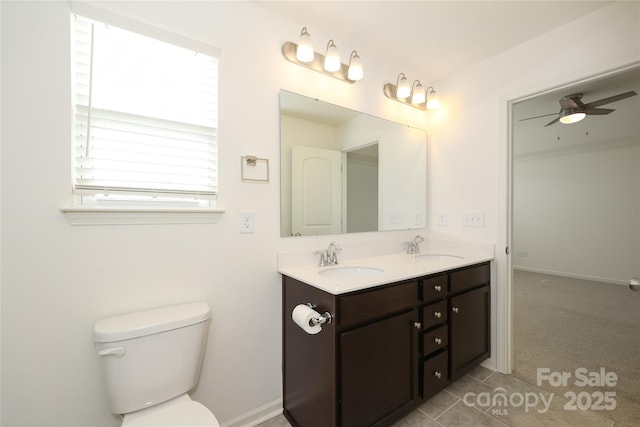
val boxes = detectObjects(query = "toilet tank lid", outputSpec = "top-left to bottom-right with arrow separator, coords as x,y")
94,302 -> 211,343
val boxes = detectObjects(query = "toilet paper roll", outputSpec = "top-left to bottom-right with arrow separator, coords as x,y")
292,304 -> 322,335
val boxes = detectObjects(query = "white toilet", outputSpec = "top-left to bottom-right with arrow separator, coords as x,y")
93,302 -> 219,426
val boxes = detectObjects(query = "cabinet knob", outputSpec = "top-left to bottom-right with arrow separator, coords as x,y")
434,337 -> 442,345
452,307 -> 459,314
434,285 -> 442,292
434,371 -> 442,379
413,322 -> 422,329
433,311 -> 442,319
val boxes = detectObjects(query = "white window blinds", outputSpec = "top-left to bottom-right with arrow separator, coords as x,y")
71,14 -> 218,203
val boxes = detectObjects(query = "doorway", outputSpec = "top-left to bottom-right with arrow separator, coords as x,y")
506,64 -> 640,425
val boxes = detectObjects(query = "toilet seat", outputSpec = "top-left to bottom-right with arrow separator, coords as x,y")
122,395 -> 219,427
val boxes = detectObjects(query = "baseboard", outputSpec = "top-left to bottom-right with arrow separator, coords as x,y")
220,398 -> 283,427
481,357 -> 497,373
513,266 -> 629,286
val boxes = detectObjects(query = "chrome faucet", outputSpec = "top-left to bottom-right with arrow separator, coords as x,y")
315,241 -> 342,266
407,235 -> 425,254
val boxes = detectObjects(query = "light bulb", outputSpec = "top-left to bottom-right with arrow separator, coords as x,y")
347,51 -> 363,81
396,73 -> 410,99
411,80 -> 426,104
296,27 -> 314,63
324,40 -> 341,72
426,87 -> 440,110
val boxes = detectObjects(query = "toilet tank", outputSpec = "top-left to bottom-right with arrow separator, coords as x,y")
94,302 -> 211,415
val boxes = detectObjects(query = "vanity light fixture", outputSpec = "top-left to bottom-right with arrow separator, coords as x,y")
396,73 -> 411,99
323,40 -> 341,72
411,80 -> 426,104
383,74 -> 440,111
426,86 -> 440,110
347,51 -> 363,81
282,28 -> 363,83
296,27 -> 314,63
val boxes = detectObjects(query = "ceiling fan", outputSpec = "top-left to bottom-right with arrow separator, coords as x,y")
520,90 -> 638,127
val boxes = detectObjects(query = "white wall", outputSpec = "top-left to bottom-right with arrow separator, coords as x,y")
425,1 -> 639,371
513,135 -> 639,284
2,1 -> 639,426
0,2 -> 427,426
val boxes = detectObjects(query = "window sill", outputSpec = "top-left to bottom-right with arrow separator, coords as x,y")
60,207 -> 225,226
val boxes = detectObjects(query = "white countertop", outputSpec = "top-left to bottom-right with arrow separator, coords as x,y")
278,247 -> 494,295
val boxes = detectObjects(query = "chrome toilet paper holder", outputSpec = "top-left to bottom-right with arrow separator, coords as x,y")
306,303 -> 333,326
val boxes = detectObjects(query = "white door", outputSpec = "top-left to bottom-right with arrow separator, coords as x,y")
291,146 -> 342,236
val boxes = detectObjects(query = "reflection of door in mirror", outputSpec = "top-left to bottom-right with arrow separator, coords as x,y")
291,146 -> 342,236
346,144 -> 378,233
280,90 -> 427,237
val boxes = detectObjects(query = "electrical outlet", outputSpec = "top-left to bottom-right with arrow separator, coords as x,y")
462,211 -> 485,227
239,211 -> 255,233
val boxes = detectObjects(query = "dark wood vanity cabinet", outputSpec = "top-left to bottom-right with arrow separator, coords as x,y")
419,262 -> 491,399
282,261 -> 490,427
340,309 -> 418,427
449,264 -> 491,379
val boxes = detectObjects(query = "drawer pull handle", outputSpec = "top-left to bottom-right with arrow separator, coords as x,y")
434,285 -> 442,292
452,307 -> 460,314
413,322 -> 422,329
434,371 -> 442,379
433,311 -> 442,318
434,337 -> 442,345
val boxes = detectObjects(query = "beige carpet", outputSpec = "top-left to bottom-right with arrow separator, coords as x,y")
513,270 -> 640,426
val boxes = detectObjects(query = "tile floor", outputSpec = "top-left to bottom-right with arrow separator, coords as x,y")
258,365 -> 621,427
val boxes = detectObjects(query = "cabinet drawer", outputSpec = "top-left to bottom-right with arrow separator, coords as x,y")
421,274 -> 448,302
339,281 -> 418,328
421,300 -> 447,330
422,325 -> 448,356
450,263 -> 490,294
422,351 -> 448,399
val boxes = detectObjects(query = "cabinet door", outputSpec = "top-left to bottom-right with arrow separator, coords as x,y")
340,310 -> 418,427
450,285 -> 490,379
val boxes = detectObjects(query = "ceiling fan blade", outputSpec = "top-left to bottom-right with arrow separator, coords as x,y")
519,112 -> 559,121
583,90 -> 638,108
585,108 -> 615,115
559,97 -> 579,110
544,117 -> 560,127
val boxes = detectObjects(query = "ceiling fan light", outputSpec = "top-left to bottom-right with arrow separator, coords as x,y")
559,110 -> 586,124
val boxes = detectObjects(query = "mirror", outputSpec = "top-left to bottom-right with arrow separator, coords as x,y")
280,90 -> 427,237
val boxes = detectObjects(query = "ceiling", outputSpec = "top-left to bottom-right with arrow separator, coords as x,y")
263,1 -> 638,153
513,66 -> 640,156
257,1 -> 612,83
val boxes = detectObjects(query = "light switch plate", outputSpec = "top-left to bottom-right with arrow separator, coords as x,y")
462,211 -> 484,227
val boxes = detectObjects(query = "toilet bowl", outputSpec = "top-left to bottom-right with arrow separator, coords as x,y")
94,302 -> 219,426
122,394 -> 219,427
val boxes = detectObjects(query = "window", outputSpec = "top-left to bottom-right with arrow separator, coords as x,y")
71,14 -> 218,209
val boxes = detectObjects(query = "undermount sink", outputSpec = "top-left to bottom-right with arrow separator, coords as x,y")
414,254 -> 464,261
319,266 -> 385,279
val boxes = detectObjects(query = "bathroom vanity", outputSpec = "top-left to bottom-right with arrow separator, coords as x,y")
281,255 -> 491,427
